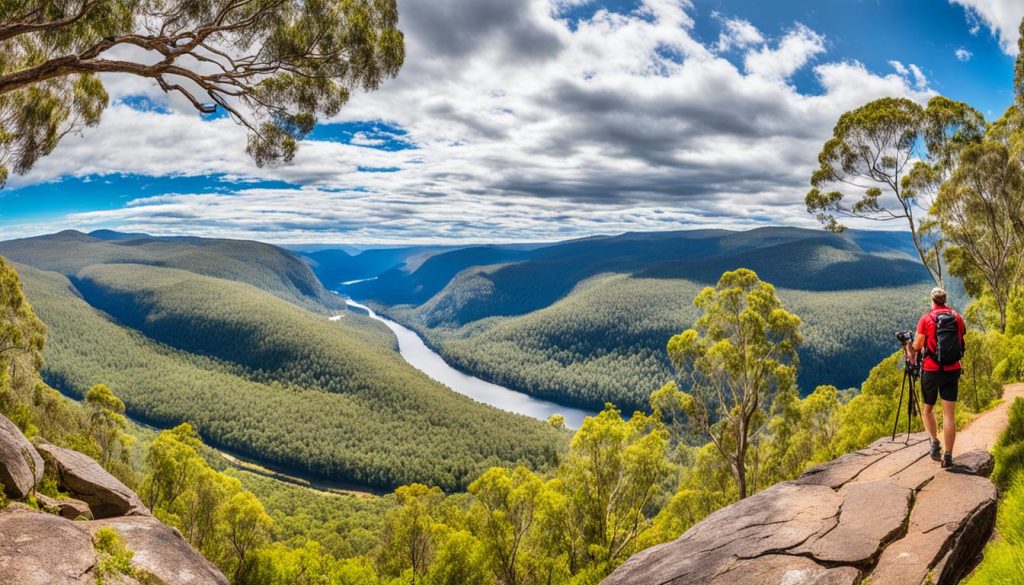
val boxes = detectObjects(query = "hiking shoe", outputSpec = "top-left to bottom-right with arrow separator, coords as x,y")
942,452 -> 953,469
930,440 -> 942,461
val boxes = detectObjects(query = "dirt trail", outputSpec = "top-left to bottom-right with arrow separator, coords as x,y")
956,383 -> 1024,453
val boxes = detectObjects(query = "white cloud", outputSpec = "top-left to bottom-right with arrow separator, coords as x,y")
744,23 -> 825,81
955,47 -> 974,61
715,15 -> 764,52
949,0 -> 1024,54
5,0 -> 939,243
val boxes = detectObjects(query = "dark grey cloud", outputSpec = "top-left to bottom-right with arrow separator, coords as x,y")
399,0 -> 564,61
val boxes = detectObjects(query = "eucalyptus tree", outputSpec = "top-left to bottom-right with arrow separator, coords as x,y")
933,141 -> 1024,332
806,96 -> 985,287
84,382 -> 131,465
0,0 -> 405,186
0,257 -> 45,398
655,269 -> 801,500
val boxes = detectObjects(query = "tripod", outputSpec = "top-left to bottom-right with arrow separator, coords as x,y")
891,358 -> 922,443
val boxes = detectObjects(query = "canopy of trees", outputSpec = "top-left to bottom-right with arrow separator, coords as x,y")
14,261 -> 566,491
0,0 -> 404,186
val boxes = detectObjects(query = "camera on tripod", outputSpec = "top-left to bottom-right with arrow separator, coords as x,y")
894,330 -> 920,376
891,329 -> 921,442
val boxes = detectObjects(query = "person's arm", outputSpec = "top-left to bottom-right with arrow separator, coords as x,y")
912,333 -> 925,352
911,314 -> 927,364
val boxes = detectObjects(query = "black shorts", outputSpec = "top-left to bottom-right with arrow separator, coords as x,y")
921,369 -> 960,405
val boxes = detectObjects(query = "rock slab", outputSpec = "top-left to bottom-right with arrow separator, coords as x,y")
0,504 -> 96,585
602,433 -> 997,585
35,492 -> 93,520
35,440 -> 149,519
85,516 -> 230,585
0,504 -> 229,585
0,413 -> 43,498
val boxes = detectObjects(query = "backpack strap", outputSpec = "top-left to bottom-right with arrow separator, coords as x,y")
924,312 -> 941,370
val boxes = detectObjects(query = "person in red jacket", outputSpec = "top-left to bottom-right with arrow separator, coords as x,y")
911,287 -> 966,468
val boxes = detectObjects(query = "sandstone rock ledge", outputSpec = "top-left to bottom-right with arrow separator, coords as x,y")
602,433 -> 997,585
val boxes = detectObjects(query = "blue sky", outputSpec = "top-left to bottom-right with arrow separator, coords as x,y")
1,0 -> 1021,244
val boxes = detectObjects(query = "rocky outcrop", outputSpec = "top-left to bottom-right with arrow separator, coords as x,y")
85,516 -> 230,585
0,504 -> 96,585
0,414 -> 43,498
35,440 -> 148,519
35,492 -> 93,520
603,433 -> 997,585
0,504 -> 229,585
0,415 -> 227,583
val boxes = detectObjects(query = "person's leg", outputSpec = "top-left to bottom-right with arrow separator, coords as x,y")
922,403 -> 938,441
941,400 -> 956,454
920,371 -> 939,442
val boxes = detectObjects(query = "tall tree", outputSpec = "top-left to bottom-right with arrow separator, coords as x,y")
0,257 -> 45,398
219,490 -> 272,583
0,0 -> 405,187
806,96 -> 985,287
378,483 -> 445,584
933,141 -> 1024,332
555,406 -> 669,573
658,269 -> 801,499
84,383 -> 131,466
468,466 -> 544,585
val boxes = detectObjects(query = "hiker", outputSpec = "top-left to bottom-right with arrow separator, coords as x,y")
911,287 -> 967,468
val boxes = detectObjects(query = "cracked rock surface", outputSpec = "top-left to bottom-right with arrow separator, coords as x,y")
602,434 -> 997,585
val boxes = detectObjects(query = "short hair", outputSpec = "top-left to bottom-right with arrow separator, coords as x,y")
931,287 -> 947,305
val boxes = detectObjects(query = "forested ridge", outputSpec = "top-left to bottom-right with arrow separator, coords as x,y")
0,230 -> 342,310
385,274 -> 932,412
344,229 -> 940,412
7,246 -> 567,491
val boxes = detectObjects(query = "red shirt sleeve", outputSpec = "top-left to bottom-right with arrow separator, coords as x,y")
916,313 -> 930,337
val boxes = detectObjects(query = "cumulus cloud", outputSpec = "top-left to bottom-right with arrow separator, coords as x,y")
744,23 -> 825,81
715,15 -> 764,52
7,0 -> 938,243
955,47 -> 974,61
950,0 -> 1024,54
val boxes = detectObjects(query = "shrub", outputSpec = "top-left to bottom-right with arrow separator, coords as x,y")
93,527 -> 136,584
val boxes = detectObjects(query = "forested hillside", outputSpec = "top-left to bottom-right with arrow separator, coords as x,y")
338,228 -> 939,411
6,237 -> 567,491
0,230 -> 341,310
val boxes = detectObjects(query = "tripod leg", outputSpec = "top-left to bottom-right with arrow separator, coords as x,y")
906,376 -> 919,444
893,372 -> 907,441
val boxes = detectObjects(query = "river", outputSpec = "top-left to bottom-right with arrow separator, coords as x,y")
342,299 -> 595,428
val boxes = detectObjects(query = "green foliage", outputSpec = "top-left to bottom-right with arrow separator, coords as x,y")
662,269 -> 801,499
0,0 -> 404,186
965,398 -> 1024,584
0,255 -> 46,406
994,334 -> 1024,384
992,399 -> 1024,491
225,468 -> 393,559
86,383 -> 133,467
760,385 -> 842,485
806,95 -> 986,286
556,407 -> 670,571
934,140 -> 1024,332
93,527 -> 137,585
961,330 -> 1007,412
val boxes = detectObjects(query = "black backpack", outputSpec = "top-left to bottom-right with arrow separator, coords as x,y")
928,310 -> 963,367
